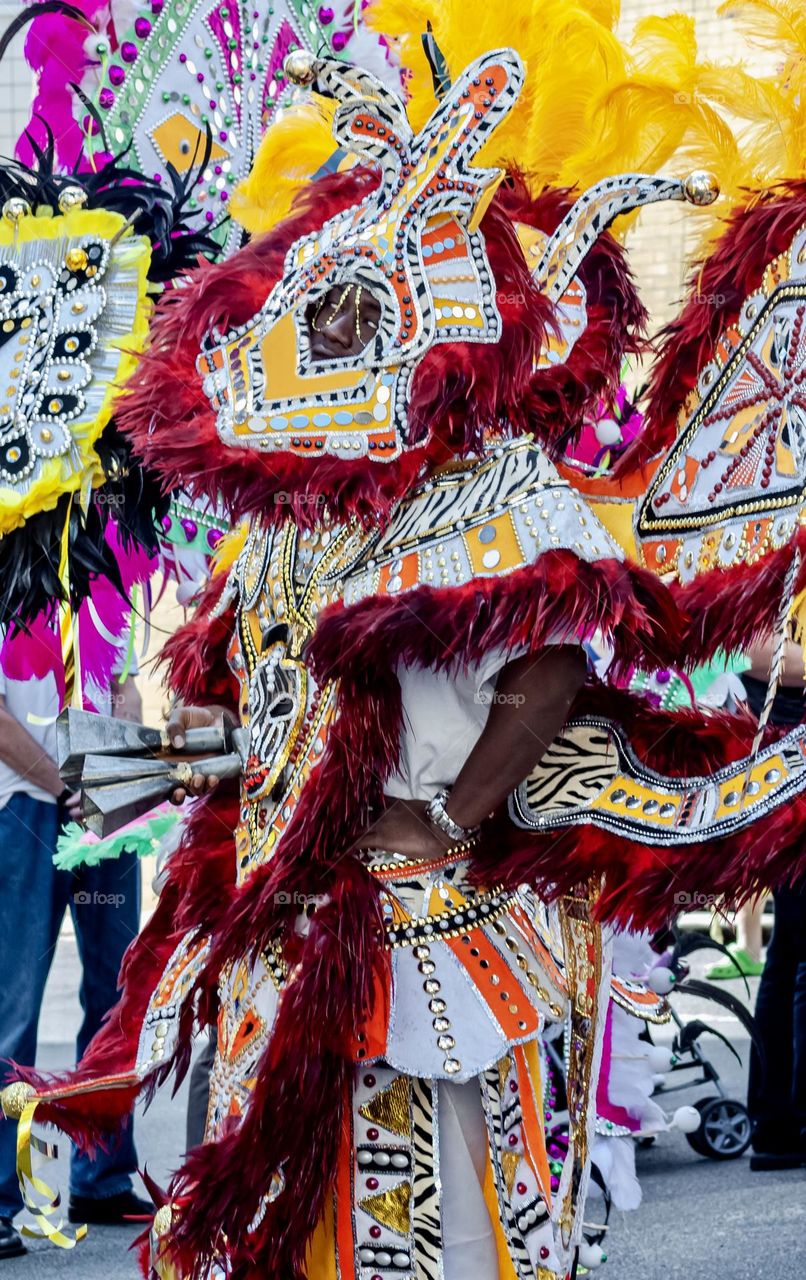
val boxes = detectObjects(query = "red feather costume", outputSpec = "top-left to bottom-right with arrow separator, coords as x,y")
7,47 -> 806,1280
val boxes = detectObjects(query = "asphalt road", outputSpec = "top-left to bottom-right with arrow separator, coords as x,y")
3,940 -> 803,1278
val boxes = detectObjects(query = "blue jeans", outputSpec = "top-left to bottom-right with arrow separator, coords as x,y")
0,794 -> 141,1216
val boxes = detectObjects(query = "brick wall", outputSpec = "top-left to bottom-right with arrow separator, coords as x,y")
1,3 -> 33,158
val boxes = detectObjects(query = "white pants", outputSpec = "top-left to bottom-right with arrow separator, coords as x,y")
439,1080 -> 500,1279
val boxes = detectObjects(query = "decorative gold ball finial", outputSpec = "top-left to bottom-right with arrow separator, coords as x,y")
283,49 -> 318,86
1,1081 -> 35,1119
683,171 -> 719,207
2,198 -> 31,224
152,1204 -> 174,1238
58,187 -> 88,215
65,247 -> 89,273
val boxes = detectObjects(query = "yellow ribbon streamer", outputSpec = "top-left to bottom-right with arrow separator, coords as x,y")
16,1099 -> 87,1248
57,499 -> 79,709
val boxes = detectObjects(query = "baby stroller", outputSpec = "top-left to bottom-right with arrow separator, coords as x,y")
642,925 -> 758,1160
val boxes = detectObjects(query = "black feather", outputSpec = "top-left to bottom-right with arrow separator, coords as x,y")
0,1 -> 93,65
673,978 -> 762,1059
69,80 -> 110,158
674,1017 -> 743,1066
421,23 -> 451,101
669,927 -> 751,998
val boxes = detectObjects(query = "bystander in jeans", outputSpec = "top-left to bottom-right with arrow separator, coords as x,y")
0,617 -> 152,1260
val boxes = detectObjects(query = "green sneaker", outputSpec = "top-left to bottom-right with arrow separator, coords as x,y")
705,944 -> 765,980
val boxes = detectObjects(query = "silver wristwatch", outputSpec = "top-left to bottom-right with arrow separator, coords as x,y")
425,788 -> 480,844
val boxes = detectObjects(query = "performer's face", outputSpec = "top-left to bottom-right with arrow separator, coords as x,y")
305,283 -> 382,361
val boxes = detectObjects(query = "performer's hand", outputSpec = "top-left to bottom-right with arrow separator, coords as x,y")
63,789 -> 83,821
166,704 -> 230,804
170,771 -> 221,806
166,703 -> 229,749
355,799 -> 452,861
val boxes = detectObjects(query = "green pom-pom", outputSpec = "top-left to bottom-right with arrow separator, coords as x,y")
54,812 -> 182,871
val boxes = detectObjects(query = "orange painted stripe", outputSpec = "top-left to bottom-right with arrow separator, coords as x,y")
510,904 -> 566,994
446,931 -> 538,1040
378,552 -> 419,593
335,1080 -> 356,1278
514,1042 -> 552,1206
611,979 -> 664,1012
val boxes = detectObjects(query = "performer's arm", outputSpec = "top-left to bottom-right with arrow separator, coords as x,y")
357,645 -> 586,858
445,645 -> 587,828
0,694 -> 81,817
110,674 -> 143,724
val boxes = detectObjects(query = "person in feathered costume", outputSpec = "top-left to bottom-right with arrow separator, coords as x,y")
9,6 -> 806,1279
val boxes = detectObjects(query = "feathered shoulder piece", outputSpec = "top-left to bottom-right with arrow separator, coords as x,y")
0,135 -> 217,628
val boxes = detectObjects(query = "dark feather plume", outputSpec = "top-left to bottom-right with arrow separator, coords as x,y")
0,0 -> 93,64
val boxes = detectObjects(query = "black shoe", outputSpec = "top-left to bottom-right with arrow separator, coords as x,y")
68,1190 -> 153,1225
0,1218 -> 25,1259
750,1151 -> 806,1171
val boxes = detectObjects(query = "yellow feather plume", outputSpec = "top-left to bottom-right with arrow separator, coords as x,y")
720,0 -> 806,53
230,98 -> 340,236
365,0 -> 748,247
711,0 -> 806,189
367,0 -> 631,182
231,0 -> 806,253
212,521 -> 249,575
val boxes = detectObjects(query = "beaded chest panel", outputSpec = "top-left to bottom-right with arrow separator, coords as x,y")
227,517 -> 365,880
338,436 -> 621,604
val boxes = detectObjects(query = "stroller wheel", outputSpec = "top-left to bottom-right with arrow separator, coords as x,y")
685,1096 -> 752,1160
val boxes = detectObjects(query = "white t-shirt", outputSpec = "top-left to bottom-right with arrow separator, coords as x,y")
386,647 -> 522,802
0,629 -> 134,811
0,665 -> 62,809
